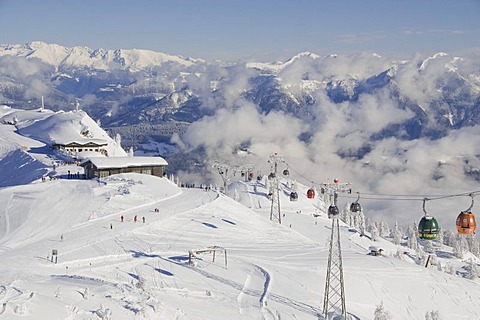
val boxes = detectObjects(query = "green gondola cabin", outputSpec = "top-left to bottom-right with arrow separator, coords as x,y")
418,216 -> 440,240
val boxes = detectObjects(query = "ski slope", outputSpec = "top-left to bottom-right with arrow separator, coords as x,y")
1,107 -> 480,319
0,173 -> 480,319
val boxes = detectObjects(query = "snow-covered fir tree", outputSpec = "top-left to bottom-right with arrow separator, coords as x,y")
377,220 -> 390,238
423,239 -> 434,254
374,301 -> 392,320
407,224 -> 419,250
442,229 -> 455,247
466,258 -> 479,280
114,133 -> 122,147
370,222 -> 379,241
466,235 -> 480,258
453,235 -> 469,259
392,221 -> 403,245
425,310 -> 442,320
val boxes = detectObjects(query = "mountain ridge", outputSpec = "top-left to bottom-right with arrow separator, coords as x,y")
1,41 -> 480,178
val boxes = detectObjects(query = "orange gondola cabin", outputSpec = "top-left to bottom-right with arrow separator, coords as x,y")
456,211 -> 476,235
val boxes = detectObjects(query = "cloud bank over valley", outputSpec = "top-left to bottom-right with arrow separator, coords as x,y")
1,42 -> 480,227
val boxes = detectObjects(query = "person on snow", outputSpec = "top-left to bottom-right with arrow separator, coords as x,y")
142,216 -> 145,223
134,215 -> 137,223
121,215 -> 124,222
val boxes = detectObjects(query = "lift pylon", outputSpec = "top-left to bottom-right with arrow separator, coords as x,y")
322,179 -> 352,319
212,161 -> 237,194
268,154 -> 285,224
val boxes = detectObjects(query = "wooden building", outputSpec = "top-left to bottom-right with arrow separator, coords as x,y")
80,156 -> 168,179
52,140 -> 108,156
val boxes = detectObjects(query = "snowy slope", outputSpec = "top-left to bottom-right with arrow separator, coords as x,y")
0,173 -> 480,319
1,107 -> 480,319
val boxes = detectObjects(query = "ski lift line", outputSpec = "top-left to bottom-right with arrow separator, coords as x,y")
338,191 -> 480,202
357,190 -> 480,199
274,162 -> 480,203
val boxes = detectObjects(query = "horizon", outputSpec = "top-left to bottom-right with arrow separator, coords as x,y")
0,0 -> 479,61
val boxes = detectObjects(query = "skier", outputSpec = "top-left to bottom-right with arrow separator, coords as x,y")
121,215 -> 124,222
134,215 -> 137,223
110,223 -> 113,229
142,216 -> 145,223
60,234 -> 64,241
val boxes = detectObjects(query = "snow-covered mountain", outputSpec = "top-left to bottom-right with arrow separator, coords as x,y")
1,42 -> 478,138
1,42 -> 480,191
0,41 -> 198,71
0,108 -> 480,319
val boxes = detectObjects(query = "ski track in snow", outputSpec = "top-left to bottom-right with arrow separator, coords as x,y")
176,259 -> 322,318
237,264 -> 271,318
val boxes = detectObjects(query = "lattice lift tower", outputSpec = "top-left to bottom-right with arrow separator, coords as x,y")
321,179 -> 352,320
212,162 -> 237,194
268,154 -> 285,224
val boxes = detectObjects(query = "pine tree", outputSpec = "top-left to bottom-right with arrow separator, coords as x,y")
393,222 -> 402,245
425,310 -> 442,320
115,133 -> 122,147
466,258 -> 479,280
467,235 -> 480,257
442,229 -> 455,247
435,228 -> 444,248
436,260 -> 442,271
358,212 -> 366,236
370,223 -> 379,241
445,262 -> 454,275
407,224 -> 419,250
379,221 -> 390,238
423,240 -> 434,253
453,235 -> 468,259
374,301 -> 392,320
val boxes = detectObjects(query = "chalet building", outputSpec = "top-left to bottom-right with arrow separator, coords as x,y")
52,140 -> 108,157
80,156 -> 168,179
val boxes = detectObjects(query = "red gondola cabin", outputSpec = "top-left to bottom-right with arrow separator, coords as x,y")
307,188 -> 315,199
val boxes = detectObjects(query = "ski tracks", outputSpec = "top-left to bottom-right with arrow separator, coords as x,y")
0,284 -> 33,316
237,264 -> 275,319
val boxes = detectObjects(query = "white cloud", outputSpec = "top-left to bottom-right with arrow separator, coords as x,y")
175,52 -> 480,228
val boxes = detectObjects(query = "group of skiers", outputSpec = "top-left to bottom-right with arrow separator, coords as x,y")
119,214 -> 145,223
109,208 -> 161,229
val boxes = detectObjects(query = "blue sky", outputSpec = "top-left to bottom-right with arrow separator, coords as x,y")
0,0 -> 479,61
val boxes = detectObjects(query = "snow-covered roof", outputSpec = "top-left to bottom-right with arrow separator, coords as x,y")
81,156 -> 168,169
52,139 -> 108,146
76,151 -> 106,160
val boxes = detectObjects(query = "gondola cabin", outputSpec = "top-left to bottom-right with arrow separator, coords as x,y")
328,205 -> 340,218
350,202 -> 362,213
290,191 -> 298,201
456,211 -> 476,235
418,216 -> 440,240
307,188 -> 315,199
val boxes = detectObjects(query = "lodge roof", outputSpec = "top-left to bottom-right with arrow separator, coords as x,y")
53,139 -> 108,147
80,156 -> 168,169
